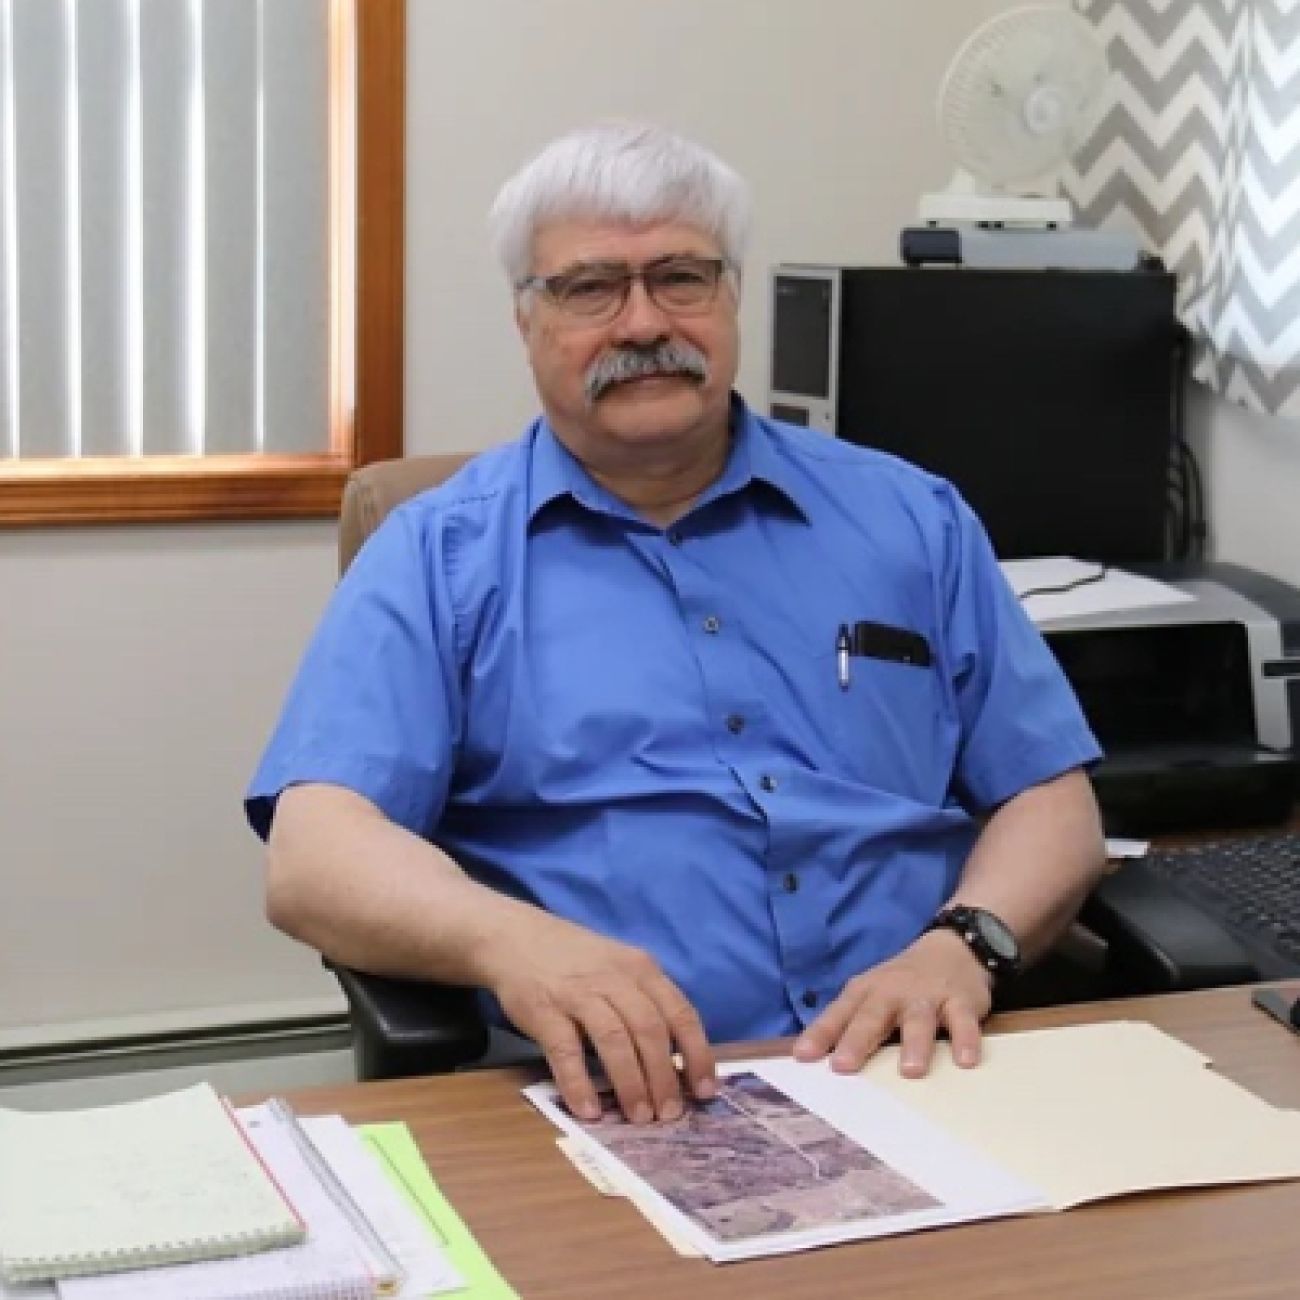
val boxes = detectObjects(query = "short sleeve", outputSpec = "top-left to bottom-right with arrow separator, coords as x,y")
244,504 -> 462,840
940,489 -> 1102,812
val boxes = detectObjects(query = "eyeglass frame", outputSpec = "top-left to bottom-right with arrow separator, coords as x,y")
514,254 -> 736,323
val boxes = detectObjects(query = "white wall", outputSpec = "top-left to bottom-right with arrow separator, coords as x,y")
1187,387 -> 1300,586
34,0 -> 1295,1043
0,520 -> 343,1043
405,0 -> 1018,451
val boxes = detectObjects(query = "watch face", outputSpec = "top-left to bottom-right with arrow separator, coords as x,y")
976,912 -> 1019,960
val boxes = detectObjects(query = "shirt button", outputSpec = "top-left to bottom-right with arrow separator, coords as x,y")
667,529 -> 682,546
759,773 -> 778,793
725,714 -> 746,735
703,615 -> 721,634
782,872 -> 799,893
802,991 -> 819,1009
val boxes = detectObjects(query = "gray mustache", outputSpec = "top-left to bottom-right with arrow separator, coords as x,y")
583,341 -> 709,405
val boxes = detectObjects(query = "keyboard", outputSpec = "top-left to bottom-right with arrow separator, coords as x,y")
1141,832 -> 1300,978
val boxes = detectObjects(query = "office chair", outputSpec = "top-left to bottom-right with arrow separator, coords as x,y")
327,455 -> 1256,1080
331,452 -> 491,1081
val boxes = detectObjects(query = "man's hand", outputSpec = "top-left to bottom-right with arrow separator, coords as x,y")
792,929 -> 994,1077
479,911 -> 717,1124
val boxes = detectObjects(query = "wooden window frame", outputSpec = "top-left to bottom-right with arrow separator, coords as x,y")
0,0 -> 404,527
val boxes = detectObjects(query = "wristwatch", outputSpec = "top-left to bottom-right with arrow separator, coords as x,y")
925,905 -> 1022,983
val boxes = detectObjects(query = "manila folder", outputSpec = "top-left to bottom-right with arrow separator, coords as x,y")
862,1019 -> 1300,1209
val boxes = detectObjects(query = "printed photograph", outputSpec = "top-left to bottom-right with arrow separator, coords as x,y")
574,1071 -> 942,1242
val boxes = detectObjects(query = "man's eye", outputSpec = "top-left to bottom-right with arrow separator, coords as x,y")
562,276 -> 619,302
658,266 -> 709,288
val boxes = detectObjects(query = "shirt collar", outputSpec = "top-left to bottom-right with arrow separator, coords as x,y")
526,418 -> 596,522
710,395 -> 812,522
526,393 -> 812,526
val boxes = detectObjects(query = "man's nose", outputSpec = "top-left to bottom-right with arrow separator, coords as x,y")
610,277 -> 672,344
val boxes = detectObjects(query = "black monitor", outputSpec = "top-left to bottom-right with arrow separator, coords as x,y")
769,266 -> 1180,563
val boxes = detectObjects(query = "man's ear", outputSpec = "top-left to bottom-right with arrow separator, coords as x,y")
514,299 -> 531,342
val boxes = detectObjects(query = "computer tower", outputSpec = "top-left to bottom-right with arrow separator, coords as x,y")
768,265 -> 1180,563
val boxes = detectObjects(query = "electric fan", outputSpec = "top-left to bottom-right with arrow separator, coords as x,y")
919,5 -> 1109,228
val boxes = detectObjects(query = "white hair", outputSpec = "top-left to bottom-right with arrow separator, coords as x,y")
488,121 -> 752,287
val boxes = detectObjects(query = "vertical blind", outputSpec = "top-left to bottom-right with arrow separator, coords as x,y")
0,0 -> 335,461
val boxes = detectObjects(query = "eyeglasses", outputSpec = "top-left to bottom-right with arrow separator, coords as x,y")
517,255 -> 730,323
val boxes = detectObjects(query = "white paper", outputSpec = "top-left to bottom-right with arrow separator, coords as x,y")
47,1106 -> 463,1300
524,1058 -> 1046,1263
301,1116 -> 463,1297
58,1107 -> 375,1300
0,1084 -> 302,1286
1105,836 -> 1150,859
555,1137 -> 705,1258
1000,556 -> 1194,625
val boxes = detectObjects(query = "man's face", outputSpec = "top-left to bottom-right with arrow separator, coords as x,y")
516,218 -> 740,459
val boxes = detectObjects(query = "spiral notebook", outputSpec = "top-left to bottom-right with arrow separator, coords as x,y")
0,1083 -> 305,1285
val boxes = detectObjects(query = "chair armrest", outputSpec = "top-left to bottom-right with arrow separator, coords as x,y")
1081,863 -> 1260,994
328,963 -> 490,1080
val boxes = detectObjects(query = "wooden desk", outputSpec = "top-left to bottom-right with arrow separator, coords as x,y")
287,986 -> 1300,1300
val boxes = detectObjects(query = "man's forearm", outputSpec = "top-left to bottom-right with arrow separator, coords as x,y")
948,768 -> 1107,963
265,782 -> 534,987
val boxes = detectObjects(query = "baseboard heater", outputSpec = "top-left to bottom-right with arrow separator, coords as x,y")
0,1009 -> 351,1090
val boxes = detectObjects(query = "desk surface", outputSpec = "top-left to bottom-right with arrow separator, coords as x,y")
286,986 -> 1300,1300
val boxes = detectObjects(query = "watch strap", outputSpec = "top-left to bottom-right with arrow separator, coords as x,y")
925,905 -> 1022,982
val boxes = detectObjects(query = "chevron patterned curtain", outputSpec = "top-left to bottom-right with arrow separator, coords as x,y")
1064,0 -> 1300,419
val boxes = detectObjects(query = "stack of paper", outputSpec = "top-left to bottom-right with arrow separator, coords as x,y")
999,556 -> 1195,625
0,1084 -> 305,1285
0,1088 -> 517,1300
527,1021 -> 1300,1263
527,1062 -> 1046,1262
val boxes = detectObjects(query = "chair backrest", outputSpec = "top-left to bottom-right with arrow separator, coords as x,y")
338,454 -> 473,575
333,451 -> 492,1079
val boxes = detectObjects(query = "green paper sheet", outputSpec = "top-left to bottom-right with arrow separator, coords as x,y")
357,1122 -> 518,1300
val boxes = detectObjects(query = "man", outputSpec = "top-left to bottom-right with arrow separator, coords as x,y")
247,122 -> 1106,1127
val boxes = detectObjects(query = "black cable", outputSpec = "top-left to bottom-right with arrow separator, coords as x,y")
1173,442 -> 1192,560
1185,437 -> 1206,559
1016,564 -> 1109,601
1176,331 -> 1192,559
1166,453 -> 1187,560
1164,320 -> 1209,562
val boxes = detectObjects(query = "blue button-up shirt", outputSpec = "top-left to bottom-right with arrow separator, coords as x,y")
247,399 -> 1100,1042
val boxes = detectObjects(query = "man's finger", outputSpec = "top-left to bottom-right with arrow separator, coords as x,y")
793,987 -> 865,1063
533,1008 -> 602,1121
612,986 -> 683,1121
645,978 -> 717,1102
577,996 -> 655,1124
941,999 -> 984,1068
897,998 -> 942,1078
825,995 -> 901,1073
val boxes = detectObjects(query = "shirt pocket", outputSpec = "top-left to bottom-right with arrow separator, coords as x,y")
815,647 -> 954,804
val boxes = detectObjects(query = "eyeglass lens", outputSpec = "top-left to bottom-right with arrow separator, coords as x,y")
549,257 -> 722,318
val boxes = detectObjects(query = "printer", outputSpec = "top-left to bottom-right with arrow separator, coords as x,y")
1038,561 -> 1300,1000
1037,561 -> 1300,835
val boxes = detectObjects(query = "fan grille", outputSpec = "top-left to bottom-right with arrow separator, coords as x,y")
940,5 -> 1109,188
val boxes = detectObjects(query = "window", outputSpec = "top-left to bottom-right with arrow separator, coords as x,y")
0,0 -> 403,525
